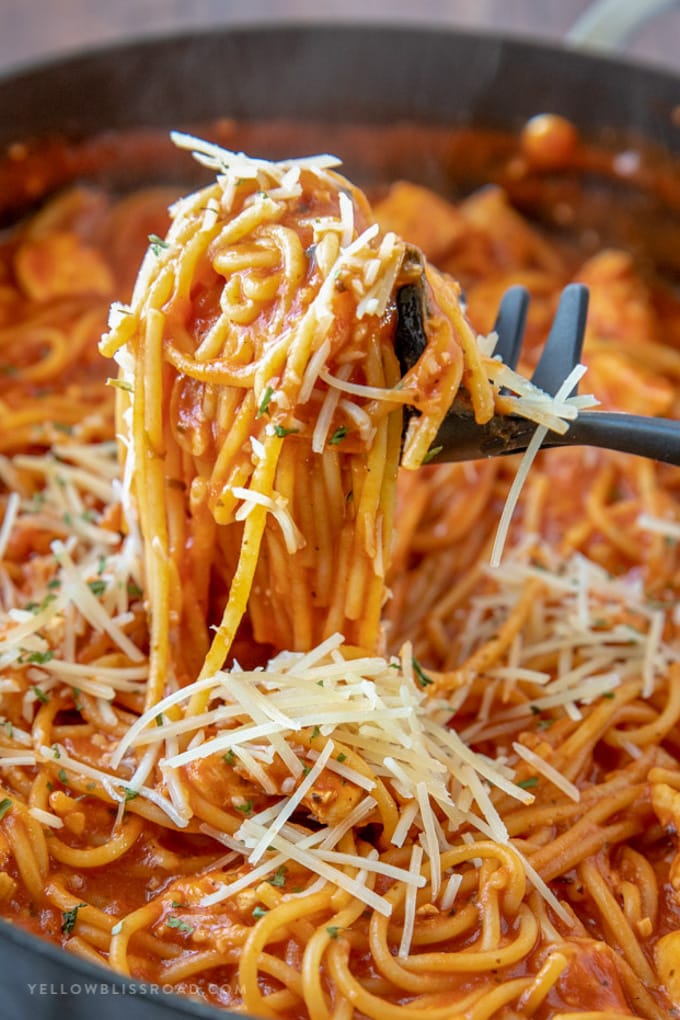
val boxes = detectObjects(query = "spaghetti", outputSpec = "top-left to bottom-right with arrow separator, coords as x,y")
0,127 -> 679,1020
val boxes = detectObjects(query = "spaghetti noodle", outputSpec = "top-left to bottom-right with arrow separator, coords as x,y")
0,127 -> 679,1020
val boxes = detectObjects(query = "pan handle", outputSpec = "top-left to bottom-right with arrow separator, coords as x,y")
565,0 -> 677,52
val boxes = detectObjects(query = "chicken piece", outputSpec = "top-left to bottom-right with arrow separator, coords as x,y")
556,940 -> 633,1014
458,186 -> 566,276
462,268 -> 560,347
14,231 -> 114,302
374,181 -> 468,264
655,931 -> 680,1007
301,767 -> 363,827
184,751 -> 265,815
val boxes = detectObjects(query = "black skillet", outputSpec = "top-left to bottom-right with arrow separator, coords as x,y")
0,22 -> 679,1020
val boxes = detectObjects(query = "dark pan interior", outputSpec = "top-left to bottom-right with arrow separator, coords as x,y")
1,24 -> 680,146
1,21 -> 680,1020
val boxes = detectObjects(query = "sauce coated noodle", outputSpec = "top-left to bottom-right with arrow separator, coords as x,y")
0,127 -> 679,1020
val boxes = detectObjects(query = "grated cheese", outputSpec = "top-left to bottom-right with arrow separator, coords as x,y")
512,742 -> 580,802
28,806 -> 64,829
637,512 -> 680,542
491,364 -> 594,568
0,492 -> 20,563
439,871 -> 463,913
398,844 -> 423,958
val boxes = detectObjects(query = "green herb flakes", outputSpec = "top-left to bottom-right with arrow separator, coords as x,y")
268,865 -> 287,888
148,234 -> 170,256
26,650 -> 54,665
61,902 -> 87,936
412,656 -> 433,688
328,426 -> 348,445
422,445 -> 443,464
166,916 -> 194,934
257,385 -> 274,418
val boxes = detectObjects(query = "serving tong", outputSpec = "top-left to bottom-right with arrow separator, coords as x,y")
395,282 -> 680,466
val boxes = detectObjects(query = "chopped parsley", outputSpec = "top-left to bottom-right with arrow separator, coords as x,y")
257,385 -> 274,418
123,788 -> 139,802
87,579 -> 107,597
223,749 -> 235,766
26,650 -> 54,665
46,577 -> 61,590
32,685 -> 49,705
328,426 -> 348,445
0,797 -> 12,820
57,768 -> 69,785
268,865 -> 288,888
422,445 -> 443,464
148,233 -> 170,256
166,916 -> 194,934
273,424 -> 299,438
517,777 -> 538,790
155,713 -> 164,727
326,926 -> 342,939
252,906 -> 268,919
235,799 -> 253,815
311,725 -> 321,740
336,753 -> 347,764
25,593 -> 57,615
412,656 -> 433,688
127,581 -> 143,598
61,903 -> 87,936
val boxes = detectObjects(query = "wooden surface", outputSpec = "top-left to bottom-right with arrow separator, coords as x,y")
0,0 -> 678,74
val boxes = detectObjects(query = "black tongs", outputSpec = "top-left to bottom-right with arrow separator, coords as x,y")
395,282 -> 680,466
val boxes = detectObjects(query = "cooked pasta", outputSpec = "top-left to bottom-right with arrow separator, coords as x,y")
0,123 -> 679,1020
